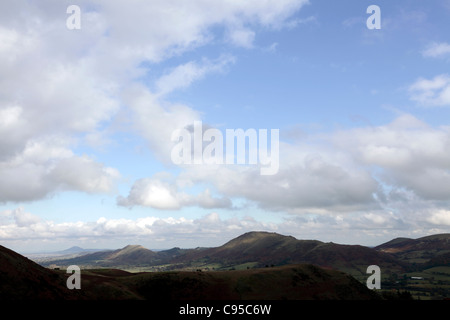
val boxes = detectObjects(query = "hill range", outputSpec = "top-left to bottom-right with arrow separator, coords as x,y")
0,243 -> 378,300
2,231 -> 449,300
37,231 -> 450,278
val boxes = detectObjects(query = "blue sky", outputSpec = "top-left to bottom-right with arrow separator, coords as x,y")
1,0 -> 450,253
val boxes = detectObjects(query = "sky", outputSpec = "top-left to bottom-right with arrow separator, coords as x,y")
1,0 -> 450,253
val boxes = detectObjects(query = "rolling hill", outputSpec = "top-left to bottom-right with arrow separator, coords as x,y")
169,231 -> 407,278
39,231 -> 408,280
375,233 -> 450,268
0,244 -> 78,300
35,231 -> 450,284
42,244 -> 159,267
0,244 -> 381,300
120,264 -> 381,300
39,243 -> 193,270
4,231 -> 449,300
171,231 -> 322,266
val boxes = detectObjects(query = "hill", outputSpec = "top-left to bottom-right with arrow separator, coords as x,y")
25,246 -> 108,262
0,244 -> 381,300
375,233 -> 450,267
35,231 -> 449,282
41,231 -> 406,279
0,245 -> 77,300
44,244 -> 159,268
120,264 -> 381,300
171,231 -> 406,278
172,231 -> 321,266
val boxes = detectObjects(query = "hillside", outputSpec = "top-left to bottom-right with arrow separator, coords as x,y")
42,244 -> 159,267
171,232 -> 407,278
0,245 -> 77,300
172,231 -> 322,266
0,243 -> 382,300
41,231 -> 407,279
36,231 -> 449,283
5,231 -> 450,300
375,233 -> 450,267
120,264 -> 381,300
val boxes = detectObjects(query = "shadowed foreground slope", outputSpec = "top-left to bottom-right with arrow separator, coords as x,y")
118,264 -> 381,300
0,245 -> 77,300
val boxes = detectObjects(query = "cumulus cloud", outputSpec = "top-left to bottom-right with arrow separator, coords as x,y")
0,0 -> 308,203
155,55 -> 236,96
114,112 -> 450,234
117,177 -> 232,210
118,113 -> 450,215
122,85 -> 202,164
422,42 -> 450,58
172,142 -> 380,214
0,136 -> 120,202
409,74 -> 450,107
427,209 -> 450,226
4,1 -> 448,249
0,208 -> 277,249
1,206 -> 445,251
226,26 -> 256,48
332,114 -> 450,201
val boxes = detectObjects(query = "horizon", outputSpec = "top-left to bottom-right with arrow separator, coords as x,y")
1,0 -> 450,254
17,230 -> 449,255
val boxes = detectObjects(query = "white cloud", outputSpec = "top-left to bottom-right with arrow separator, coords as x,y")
5,207 -> 42,227
173,142 -> 380,214
48,155 -> 120,194
427,210 -> 450,226
0,208 -> 278,250
0,0 -> 308,203
422,42 -> 450,58
332,114 -> 450,201
117,178 -> 182,210
0,136 -> 120,202
227,26 -> 256,48
0,206 -> 444,252
409,74 -> 450,107
123,85 -> 201,164
117,177 -> 232,210
155,55 -> 235,95
122,113 -> 450,221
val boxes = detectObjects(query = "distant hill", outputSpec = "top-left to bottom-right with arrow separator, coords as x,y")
166,231 -> 405,277
45,245 -> 158,267
56,246 -> 104,255
57,246 -> 86,254
39,231 -> 407,279
171,231 -> 322,266
375,233 -> 450,268
25,246 -> 108,262
35,231 -> 449,280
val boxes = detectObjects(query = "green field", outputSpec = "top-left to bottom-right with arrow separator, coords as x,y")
377,266 -> 450,300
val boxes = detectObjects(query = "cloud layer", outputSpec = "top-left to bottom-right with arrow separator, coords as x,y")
0,0 -> 309,203
1,1 -> 449,251
1,205 -> 448,252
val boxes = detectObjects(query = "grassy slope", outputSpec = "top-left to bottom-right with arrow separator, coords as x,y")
0,245 -> 79,300
85,264 -> 381,300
